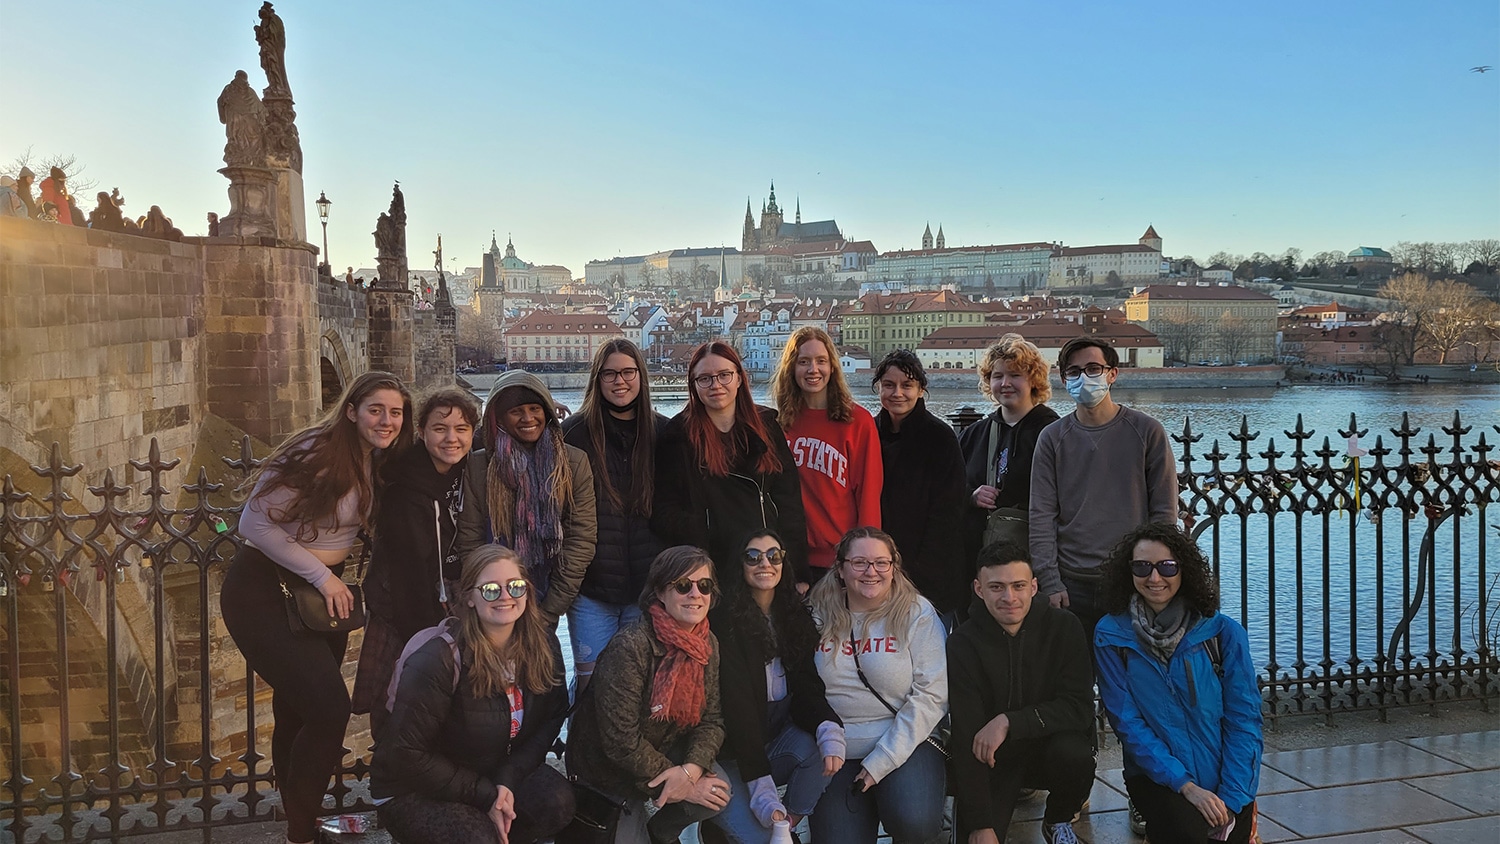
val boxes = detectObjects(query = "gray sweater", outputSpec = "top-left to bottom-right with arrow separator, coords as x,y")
1028,405 -> 1179,596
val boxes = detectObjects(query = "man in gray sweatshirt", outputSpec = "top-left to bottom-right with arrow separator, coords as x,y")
1028,336 -> 1178,653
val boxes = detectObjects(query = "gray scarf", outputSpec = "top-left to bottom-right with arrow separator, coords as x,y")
1130,594 -> 1196,664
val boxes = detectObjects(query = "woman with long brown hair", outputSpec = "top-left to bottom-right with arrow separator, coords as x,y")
561,339 -> 668,692
221,370 -> 414,844
652,341 -> 808,587
771,327 -> 883,581
372,545 -> 574,844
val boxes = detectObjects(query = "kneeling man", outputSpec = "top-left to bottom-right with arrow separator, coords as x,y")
949,541 -> 1096,844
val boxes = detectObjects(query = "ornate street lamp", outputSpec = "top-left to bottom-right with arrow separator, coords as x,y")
315,191 -> 331,269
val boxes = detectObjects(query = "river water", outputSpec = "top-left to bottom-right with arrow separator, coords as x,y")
504,381 -> 1498,678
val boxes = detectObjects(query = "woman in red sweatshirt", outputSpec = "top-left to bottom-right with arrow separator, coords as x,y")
772,327 -> 883,582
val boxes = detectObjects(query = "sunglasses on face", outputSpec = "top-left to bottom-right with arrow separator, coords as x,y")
668,577 -> 717,596
743,548 -> 785,567
474,579 -> 529,601
1130,560 -> 1180,578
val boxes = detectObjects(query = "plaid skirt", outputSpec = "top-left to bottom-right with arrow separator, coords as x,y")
351,614 -> 406,716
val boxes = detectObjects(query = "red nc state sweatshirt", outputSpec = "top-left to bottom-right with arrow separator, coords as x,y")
784,405 -> 884,571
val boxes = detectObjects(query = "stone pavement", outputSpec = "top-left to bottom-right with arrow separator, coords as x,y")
147,705 -> 1500,844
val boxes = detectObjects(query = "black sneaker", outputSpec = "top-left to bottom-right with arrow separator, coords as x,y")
1128,799 -> 1147,835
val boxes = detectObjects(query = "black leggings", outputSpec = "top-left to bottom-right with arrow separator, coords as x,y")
221,546 -> 351,843
1125,775 -> 1255,844
376,765 -> 575,844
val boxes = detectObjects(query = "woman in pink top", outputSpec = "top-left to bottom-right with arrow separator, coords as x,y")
772,327 -> 883,581
221,371 -> 414,844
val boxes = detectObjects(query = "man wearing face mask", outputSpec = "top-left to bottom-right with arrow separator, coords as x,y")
1028,336 -> 1178,657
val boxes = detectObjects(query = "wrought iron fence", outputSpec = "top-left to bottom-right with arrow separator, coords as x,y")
1,412 -> 1497,841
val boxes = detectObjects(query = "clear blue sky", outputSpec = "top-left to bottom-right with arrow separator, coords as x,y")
4,1 -> 1497,278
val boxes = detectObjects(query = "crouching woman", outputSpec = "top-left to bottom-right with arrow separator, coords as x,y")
371,545 -> 574,844
568,546 -> 731,844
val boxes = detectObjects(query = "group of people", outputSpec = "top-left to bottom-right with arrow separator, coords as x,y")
223,330 -> 1263,844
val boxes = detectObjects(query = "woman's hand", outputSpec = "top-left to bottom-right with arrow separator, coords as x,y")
647,764 -> 699,807
971,485 -> 1000,510
488,785 -> 516,844
317,577 -> 354,620
686,774 -> 732,811
1180,781 -> 1230,827
822,754 -> 845,777
852,768 -> 876,793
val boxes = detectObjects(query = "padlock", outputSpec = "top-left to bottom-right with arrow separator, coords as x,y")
42,574 -> 54,593
117,568 -> 127,583
140,551 -> 154,569
0,580 -> 9,598
212,516 -> 229,534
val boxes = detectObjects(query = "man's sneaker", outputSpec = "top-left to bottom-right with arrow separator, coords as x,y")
1128,799 -> 1147,834
1070,797 -> 1090,822
1042,821 -> 1080,844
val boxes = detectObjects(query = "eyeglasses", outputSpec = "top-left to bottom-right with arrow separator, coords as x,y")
1061,363 -> 1112,379
475,579 -> 529,601
600,367 -> 640,383
692,370 -> 738,389
843,558 -> 894,573
668,577 -> 717,596
1130,560 -> 1180,578
743,548 -> 785,567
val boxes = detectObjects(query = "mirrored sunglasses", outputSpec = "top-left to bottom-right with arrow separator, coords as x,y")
475,579 -> 529,601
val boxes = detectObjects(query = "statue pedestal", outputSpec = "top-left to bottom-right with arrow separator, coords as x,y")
271,166 -> 307,242
218,166 -> 278,237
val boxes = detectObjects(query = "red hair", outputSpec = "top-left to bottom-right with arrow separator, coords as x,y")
685,341 -> 783,477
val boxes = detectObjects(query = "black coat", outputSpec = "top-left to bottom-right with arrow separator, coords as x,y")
947,600 -> 1094,829
876,399 -> 970,612
370,633 -> 570,809
562,411 -> 669,606
709,603 -> 841,782
957,404 -> 1061,568
650,407 -> 809,584
366,444 -> 466,641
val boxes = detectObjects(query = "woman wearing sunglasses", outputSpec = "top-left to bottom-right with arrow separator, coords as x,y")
705,530 -> 845,844
561,340 -> 668,694
1094,523 -> 1262,843
372,545 -> 574,844
806,527 -> 948,844
653,342 -> 809,589
569,546 -> 732,844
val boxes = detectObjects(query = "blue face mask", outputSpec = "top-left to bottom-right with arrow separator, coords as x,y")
1065,372 -> 1111,408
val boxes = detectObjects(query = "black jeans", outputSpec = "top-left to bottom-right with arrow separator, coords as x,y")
1060,575 -> 1104,665
376,764 -> 575,844
221,546 -> 351,843
959,731 -> 1095,836
1125,775 -> 1255,844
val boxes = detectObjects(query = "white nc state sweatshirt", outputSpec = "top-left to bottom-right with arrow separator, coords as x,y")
814,597 -> 948,782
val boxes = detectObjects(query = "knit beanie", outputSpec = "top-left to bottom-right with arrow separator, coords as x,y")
490,386 -> 546,417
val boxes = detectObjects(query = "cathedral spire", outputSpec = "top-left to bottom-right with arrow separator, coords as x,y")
767,180 -> 779,214
796,196 -> 801,226
922,222 -> 933,251
936,225 -> 945,250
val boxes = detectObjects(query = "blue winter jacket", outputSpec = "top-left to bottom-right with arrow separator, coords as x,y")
1095,610 -> 1263,813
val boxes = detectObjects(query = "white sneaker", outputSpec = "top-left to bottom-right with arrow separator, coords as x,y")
1042,821 -> 1080,844
770,820 -> 794,844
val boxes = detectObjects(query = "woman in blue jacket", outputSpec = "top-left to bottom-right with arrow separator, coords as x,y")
1094,523 -> 1262,844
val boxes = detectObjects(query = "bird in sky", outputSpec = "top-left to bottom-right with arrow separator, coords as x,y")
1472,66 -> 1492,73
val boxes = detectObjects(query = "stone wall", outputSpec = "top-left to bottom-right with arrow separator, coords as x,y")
368,286 -> 415,382
413,308 -> 456,392
0,216 -> 205,490
317,276 -> 369,404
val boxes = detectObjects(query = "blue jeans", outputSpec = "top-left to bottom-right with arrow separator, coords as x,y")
808,740 -> 947,844
567,595 -> 642,674
708,724 -> 833,844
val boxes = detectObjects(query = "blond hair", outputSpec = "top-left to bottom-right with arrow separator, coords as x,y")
808,527 -> 922,663
978,333 -> 1052,403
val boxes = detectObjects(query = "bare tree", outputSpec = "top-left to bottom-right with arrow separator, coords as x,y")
5,146 -> 100,197
456,307 -> 504,361
1376,272 -> 1435,366
1422,279 -> 1491,363
1216,312 -> 1254,363
1154,307 -> 1210,363
638,261 -> 660,289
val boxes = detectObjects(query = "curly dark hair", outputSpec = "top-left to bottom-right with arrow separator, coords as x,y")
715,529 -> 820,664
1098,522 -> 1220,616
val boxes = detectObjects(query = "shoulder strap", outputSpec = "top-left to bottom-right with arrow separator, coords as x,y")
1205,632 -> 1224,678
846,595 -> 900,717
985,418 -> 1000,487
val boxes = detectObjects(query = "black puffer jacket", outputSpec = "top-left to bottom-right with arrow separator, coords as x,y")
371,632 -> 570,809
562,411 -> 668,606
650,406 -> 809,584
366,443 -> 466,641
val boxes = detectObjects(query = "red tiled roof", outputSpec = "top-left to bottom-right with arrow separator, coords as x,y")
1058,244 -> 1159,256
1127,285 -> 1276,302
507,311 -> 625,335
918,322 -> 1162,350
878,242 -> 1055,259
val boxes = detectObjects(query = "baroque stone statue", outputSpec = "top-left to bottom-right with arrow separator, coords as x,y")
255,2 -> 289,95
374,183 -> 407,286
217,71 -> 267,167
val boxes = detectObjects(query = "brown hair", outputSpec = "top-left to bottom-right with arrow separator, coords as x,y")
639,545 -> 718,612
579,339 -> 656,516
773,326 -> 853,428
456,545 -> 559,695
243,370 -> 414,540
978,333 -> 1052,403
416,387 -> 480,430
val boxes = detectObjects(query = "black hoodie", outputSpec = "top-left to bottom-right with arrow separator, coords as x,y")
947,598 -> 1094,830
957,403 -> 1061,567
366,443 -> 467,641
875,397 -> 970,612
